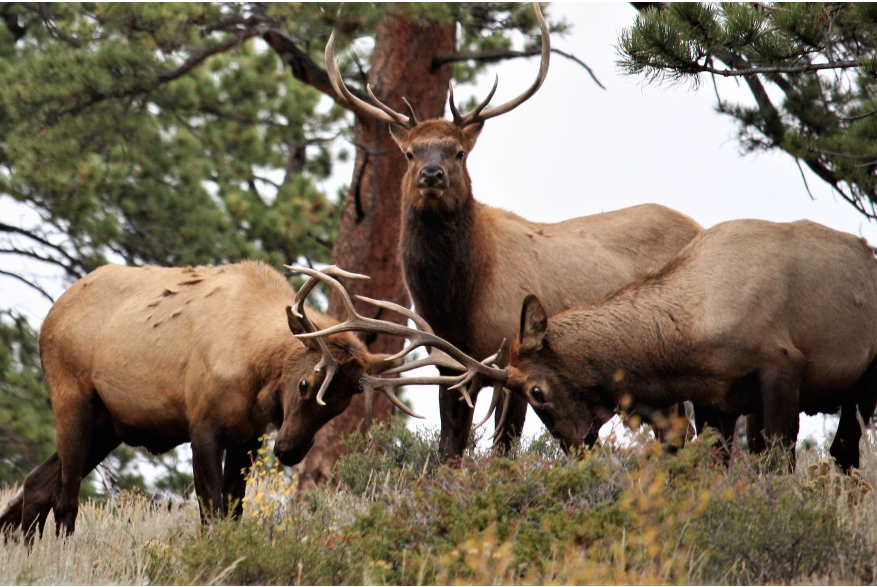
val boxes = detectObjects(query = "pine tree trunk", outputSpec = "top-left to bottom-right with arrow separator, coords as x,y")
297,12 -> 456,490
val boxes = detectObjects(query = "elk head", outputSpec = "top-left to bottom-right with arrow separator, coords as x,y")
324,2 -> 550,213
503,295 -> 616,452
272,266 -> 403,466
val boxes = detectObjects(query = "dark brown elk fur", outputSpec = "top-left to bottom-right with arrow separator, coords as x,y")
0,261 -> 399,539
506,219 -> 877,471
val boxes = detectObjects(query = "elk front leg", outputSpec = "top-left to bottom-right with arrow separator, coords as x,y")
222,439 -> 262,520
438,381 -> 476,462
191,426 -> 224,522
493,393 -> 528,455
692,404 -> 739,464
745,410 -> 766,454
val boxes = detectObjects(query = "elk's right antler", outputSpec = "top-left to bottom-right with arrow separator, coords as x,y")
450,2 -> 550,129
286,265 -> 509,420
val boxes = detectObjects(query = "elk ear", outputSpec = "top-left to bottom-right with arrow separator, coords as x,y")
519,295 -> 548,353
286,306 -> 318,351
389,124 -> 409,149
366,353 -> 404,375
462,121 -> 484,148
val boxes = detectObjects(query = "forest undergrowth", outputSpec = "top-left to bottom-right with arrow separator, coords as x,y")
3,419 -> 877,585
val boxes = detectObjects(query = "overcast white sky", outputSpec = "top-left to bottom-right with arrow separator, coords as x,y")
0,3 -> 866,449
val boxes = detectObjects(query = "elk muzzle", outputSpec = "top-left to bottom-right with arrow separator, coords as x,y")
417,164 -> 448,195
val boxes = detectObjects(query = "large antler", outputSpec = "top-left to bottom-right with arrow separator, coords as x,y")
325,28 -> 419,129
450,2 -> 550,128
286,265 -> 509,420
290,265 -> 368,407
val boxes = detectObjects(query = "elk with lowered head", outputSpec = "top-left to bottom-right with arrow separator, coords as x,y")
499,219 -> 877,471
0,262 -> 406,539
325,2 -> 703,459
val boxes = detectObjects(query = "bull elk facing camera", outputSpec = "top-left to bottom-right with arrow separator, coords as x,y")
326,1 -> 703,460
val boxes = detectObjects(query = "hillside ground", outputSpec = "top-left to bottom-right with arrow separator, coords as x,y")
2,420 -> 877,585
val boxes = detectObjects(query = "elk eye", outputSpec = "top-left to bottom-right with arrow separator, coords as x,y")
530,386 -> 546,404
456,150 -> 465,160
299,379 -> 309,396
406,152 -> 414,161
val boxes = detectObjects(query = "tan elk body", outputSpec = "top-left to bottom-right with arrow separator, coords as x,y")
0,261 -> 399,538
507,219 -> 877,470
325,3 -> 702,458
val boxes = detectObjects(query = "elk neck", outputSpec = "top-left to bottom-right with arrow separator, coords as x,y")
400,193 -> 494,348
550,282 -> 699,406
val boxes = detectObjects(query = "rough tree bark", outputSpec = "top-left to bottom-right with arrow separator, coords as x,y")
297,11 -> 456,490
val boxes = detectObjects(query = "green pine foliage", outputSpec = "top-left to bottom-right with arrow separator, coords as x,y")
618,3 -> 877,218
0,2 -> 569,495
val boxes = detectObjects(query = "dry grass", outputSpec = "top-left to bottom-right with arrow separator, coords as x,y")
1,426 -> 877,585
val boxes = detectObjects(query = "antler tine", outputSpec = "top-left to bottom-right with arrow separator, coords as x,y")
402,98 -> 420,126
287,268 -> 340,407
383,350 -> 464,375
448,81 -> 463,125
325,30 -> 416,129
360,375 -> 429,419
456,2 -> 550,128
473,380 -> 507,429
355,295 -> 436,335
462,76 -> 499,124
490,388 -> 514,446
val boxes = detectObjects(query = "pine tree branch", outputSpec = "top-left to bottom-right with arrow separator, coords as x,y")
434,48 -> 606,90
263,29 -> 368,108
666,58 -> 862,78
630,3 -> 876,216
157,31 -> 259,82
0,269 -> 55,303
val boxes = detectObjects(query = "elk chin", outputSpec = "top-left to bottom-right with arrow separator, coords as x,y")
274,437 -> 314,467
418,187 -> 445,199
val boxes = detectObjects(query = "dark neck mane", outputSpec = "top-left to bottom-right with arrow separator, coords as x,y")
400,197 -> 489,349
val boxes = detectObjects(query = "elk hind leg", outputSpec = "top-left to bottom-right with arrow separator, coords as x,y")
19,453 -> 62,541
830,358 -> 877,473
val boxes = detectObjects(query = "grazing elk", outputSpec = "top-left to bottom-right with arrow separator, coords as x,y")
0,261 -> 406,539
496,219 -> 877,472
325,2 -> 703,459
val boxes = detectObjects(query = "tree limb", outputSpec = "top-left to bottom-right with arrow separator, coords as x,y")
665,58 -> 862,78
0,269 -> 55,303
434,48 -> 606,90
263,28 -> 367,107
157,30 -> 260,82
